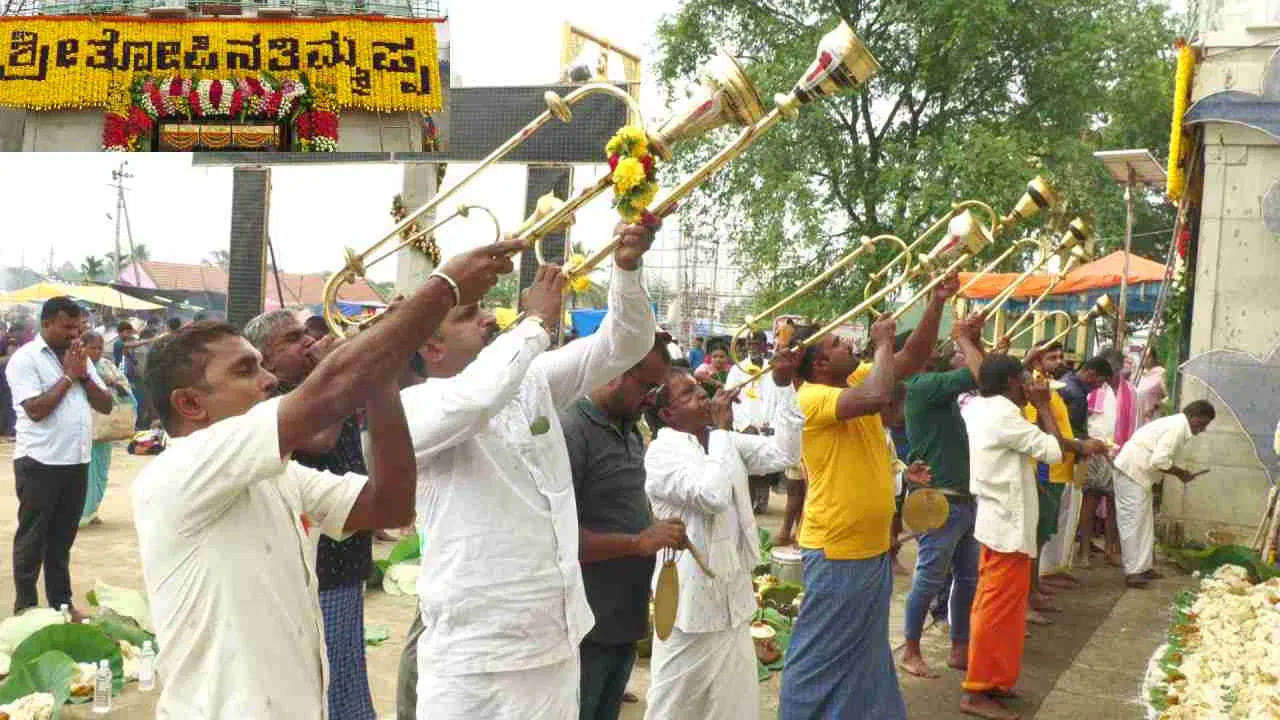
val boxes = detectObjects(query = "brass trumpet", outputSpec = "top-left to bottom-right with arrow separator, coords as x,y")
727,234 -> 913,365
565,20 -> 880,289
725,213 -> 996,393
322,82 -> 654,336
516,50 -> 769,279
1003,309 -> 1073,348
1043,295 -> 1116,348
997,240 -> 1093,343
322,205 -> 502,336
864,177 -> 1058,310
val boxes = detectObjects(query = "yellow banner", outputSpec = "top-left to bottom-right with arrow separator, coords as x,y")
0,15 -> 443,112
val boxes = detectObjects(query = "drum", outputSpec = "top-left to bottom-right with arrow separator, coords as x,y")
770,545 -> 804,585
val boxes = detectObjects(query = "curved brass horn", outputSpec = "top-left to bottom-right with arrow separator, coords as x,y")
726,234 -> 912,366
558,21 -> 881,288
322,205 -> 502,337
322,82 -> 650,336
1042,294 -> 1116,348
726,211 -> 996,393
999,241 -> 1093,343
1003,309 -> 1074,348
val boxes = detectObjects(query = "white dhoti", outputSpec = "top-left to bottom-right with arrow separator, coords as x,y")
645,623 -> 758,720
1113,469 -> 1156,576
416,655 -> 578,720
1040,482 -> 1083,576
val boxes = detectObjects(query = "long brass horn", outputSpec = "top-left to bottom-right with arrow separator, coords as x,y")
512,49 -> 768,275
978,218 -> 1093,324
559,20 -> 880,285
726,210 -> 996,393
1043,294 -> 1116,348
727,234 -> 913,365
321,82 -> 649,336
1004,309 -> 1073,347
999,241 -> 1093,343
863,177 -> 1058,308
322,205 -> 502,337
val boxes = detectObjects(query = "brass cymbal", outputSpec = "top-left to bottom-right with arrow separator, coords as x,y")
902,488 -> 950,532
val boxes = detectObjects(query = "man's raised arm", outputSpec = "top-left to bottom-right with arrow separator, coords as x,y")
277,239 -> 521,458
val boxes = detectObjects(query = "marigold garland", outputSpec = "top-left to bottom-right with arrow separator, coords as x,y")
1167,41 -> 1196,202
101,72 -> 338,151
606,125 -> 659,223
566,254 -> 593,295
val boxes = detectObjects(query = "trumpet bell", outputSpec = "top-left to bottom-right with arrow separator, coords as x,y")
1092,294 -> 1116,319
919,210 -> 992,272
1009,176 -> 1059,222
516,192 -> 572,240
777,20 -> 880,113
1061,217 -> 1093,248
649,51 -> 765,162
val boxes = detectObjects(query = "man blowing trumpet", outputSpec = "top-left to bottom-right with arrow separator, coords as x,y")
132,238 -> 522,720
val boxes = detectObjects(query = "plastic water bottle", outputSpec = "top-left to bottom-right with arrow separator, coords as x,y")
138,640 -> 156,691
59,603 -> 71,623
92,659 -> 111,713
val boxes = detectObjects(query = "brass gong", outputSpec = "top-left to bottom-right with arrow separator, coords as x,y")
902,488 -> 950,532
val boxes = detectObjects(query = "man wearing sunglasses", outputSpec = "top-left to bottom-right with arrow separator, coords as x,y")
560,332 -> 687,720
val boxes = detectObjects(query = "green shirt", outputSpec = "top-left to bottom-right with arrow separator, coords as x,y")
903,368 -> 978,496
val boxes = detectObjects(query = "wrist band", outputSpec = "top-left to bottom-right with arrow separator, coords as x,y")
429,270 -> 462,307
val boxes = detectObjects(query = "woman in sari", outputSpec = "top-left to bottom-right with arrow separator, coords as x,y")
81,331 -> 133,526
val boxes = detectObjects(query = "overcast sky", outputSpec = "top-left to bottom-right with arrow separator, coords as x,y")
0,0 -> 686,285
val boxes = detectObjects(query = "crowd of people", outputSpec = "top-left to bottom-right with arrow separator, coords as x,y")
2,217 -> 1221,720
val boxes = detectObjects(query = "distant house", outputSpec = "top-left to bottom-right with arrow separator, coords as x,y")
116,261 -> 383,311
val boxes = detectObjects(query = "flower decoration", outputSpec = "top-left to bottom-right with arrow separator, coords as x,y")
606,125 -> 659,223
100,72 -> 338,152
1166,40 -> 1196,202
565,253 -> 593,295
390,193 -> 441,265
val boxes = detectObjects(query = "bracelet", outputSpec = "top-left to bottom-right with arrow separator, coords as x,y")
429,270 -> 462,307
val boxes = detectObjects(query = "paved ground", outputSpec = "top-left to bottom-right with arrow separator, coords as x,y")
0,442 -> 1187,718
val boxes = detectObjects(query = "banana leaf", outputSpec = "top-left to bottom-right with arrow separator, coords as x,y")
1170,545 -> 1280,582
10,625 -> 124,693
86,581 -> 153,633
92,608 -> 155,651
756,656 -> 770,682
0,609 -> 64,655
758,528 -> 774,563
760,582 -> 804,610
365,626 -> 389,647
0,650 -> 77,715
387,534 -> 422,566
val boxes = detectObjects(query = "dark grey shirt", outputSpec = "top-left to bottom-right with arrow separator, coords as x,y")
560,397 -> 654,646
1059,373 -> 1091,438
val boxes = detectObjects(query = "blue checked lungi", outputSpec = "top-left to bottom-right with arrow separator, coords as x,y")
779,550 -> 906,720
320,582 -> 376,720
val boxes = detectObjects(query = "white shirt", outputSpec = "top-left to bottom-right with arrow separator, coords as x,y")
1087,383 -> 1118,441
403,267 -> 655,677
5,333 -> 105,465
133,397 -> 367,720
645,383 -> 802,634
725,360 -> 770,431
962,395 -> 1063,557
1114,412 -> 1193,490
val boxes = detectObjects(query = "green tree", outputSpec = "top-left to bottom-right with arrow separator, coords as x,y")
129,244 -> 150,262
483,274 -> 519,309
80,256 -> 106,282
206,249 -> 231,271
654,0 -> 1179,323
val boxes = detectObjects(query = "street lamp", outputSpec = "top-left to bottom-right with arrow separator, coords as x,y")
1092,149 -> 1166,348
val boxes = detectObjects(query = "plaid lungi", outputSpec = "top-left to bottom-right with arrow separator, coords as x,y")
779,550 -> 906,720
320,582 -> 376,720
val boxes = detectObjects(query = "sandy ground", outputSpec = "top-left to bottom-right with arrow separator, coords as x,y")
0,441 -> 1186,719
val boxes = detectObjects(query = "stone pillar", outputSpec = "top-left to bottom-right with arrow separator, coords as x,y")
1161,9 -> 1280,538
395,163 -> 439,295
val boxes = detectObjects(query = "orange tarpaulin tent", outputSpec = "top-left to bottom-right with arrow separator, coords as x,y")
958,251 -> 1166,300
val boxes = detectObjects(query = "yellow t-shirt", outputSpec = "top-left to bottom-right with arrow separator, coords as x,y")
796,364 -> 894,559
1023,390 -> 1076,483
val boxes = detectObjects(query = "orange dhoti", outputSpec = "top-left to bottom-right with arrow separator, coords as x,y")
962,545 -> 1031,694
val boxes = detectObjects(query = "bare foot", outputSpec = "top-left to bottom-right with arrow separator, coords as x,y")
1042,573 -> 1079,588
988,688 -> 1021,699
960,693 -> 1020,719
1125,575 -> 1150,589
948,646 -> 968,670
1141,569 -> 1164,580
900,653 -> 938,678
1030,593 -> 1061,613
1026,608 -> 1052,626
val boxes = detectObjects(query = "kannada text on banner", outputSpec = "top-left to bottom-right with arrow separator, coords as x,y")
0,15 -> 443,113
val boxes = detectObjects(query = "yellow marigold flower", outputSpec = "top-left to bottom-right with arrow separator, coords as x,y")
633,183 -> 658,209
618,126 -> 648,157
606,135 -> 623,157
618,204 -> 644,223
613,157 -> 646,193
570,274 -> 593,295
